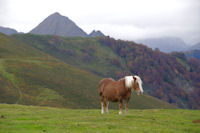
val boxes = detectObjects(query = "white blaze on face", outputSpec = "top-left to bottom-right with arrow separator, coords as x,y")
134,76 -> 143,94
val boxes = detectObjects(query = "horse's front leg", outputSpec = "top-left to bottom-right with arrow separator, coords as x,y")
125,98 -> 130,114
118,99 -> 123,115
103,100 -> 107,114
101,102 -> 104,114
106,101 -> 109,113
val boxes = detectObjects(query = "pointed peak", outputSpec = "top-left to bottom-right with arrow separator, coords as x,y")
89,30 -> 105,37
48,12 -> 69,19
51,12 -> 61,16
29,12 -> 87,37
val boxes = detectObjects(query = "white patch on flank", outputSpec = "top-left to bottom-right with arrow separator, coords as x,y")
125,76 -> 134,89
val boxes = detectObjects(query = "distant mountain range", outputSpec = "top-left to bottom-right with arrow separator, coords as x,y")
184,50 -> 200,60
188,42 -> 200,50
136,37 -> 188,53
0,12 -> 199,53
0,26 -> 18,35
29,12 -> 104,37
136,37 -> 200,59
183,42 -> 200,60
89,30 -> 105,37
0,12 -> 105,38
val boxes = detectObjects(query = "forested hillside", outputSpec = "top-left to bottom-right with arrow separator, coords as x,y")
12,34 -> 200,109
0,33 -> 176,109
99,37 -> 200,109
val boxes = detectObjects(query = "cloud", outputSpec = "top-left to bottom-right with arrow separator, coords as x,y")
0,0 -> 9,25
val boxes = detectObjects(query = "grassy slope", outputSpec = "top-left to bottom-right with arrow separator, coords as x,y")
0,104 -> 199,133
0,33 -> 101,108
13,34 -> 129,77
0,33 -> 176,109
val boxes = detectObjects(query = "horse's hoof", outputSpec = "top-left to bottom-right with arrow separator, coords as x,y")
119,111 -> 122,115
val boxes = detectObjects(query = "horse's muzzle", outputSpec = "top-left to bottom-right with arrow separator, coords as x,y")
137,91 -> 143,95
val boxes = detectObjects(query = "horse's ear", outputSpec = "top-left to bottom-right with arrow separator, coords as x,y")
133,76 -> 137,81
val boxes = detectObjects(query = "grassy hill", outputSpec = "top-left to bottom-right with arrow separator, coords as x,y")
13,34 -> 129,77
0,33 -> 176,109
0,33 -> 101,108
0,104 -> 199,133
12,34 -> 200,109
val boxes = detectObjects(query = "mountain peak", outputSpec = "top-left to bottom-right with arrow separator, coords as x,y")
89,30 -> 105,37
49,12 -> 67,19
29,12 -> 87,37
52,12 -> 61,16
0,26 -> 18,35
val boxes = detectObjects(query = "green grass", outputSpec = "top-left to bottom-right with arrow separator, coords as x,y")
0,104 -> 199,133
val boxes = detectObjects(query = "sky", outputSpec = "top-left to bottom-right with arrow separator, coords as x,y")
0,0 -> 200,45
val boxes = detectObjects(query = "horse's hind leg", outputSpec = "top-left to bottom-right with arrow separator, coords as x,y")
103,99 -> 107,114
100,96 -> 105,114
118,99 -> 123,115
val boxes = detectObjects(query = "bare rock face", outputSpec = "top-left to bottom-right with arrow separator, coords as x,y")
30,12 -> 87,37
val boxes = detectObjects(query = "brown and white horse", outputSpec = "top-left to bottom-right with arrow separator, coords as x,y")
98,75 -> 143,114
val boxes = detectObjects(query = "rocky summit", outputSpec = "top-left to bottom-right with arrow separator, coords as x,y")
29,12 -> 87,37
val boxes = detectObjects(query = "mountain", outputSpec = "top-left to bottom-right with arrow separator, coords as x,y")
0,33 -> 176,109
29,12 -> 87,37
189,42 -> 200,50
184,50 -> 200,60
13,34 -> 200,109
136,37 -> 188,53
183,43 -> 200,60
89,30 -> 105,37
0,26 -> 18,35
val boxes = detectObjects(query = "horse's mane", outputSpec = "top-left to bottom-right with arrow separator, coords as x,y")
124,76 -> 134,89
134,76 -> 142,84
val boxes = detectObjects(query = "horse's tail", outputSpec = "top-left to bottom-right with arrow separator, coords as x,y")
98,79 -> 105,96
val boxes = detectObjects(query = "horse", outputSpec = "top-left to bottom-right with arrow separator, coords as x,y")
98,75 -> 143,114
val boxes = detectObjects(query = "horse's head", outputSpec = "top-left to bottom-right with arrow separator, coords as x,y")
132,76 -> 143,95
125,75 -> 143,95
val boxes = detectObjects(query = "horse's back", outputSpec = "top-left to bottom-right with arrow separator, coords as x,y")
98,78 -> 115,95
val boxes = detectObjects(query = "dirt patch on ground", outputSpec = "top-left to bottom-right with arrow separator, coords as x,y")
192,119 -> 200,123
